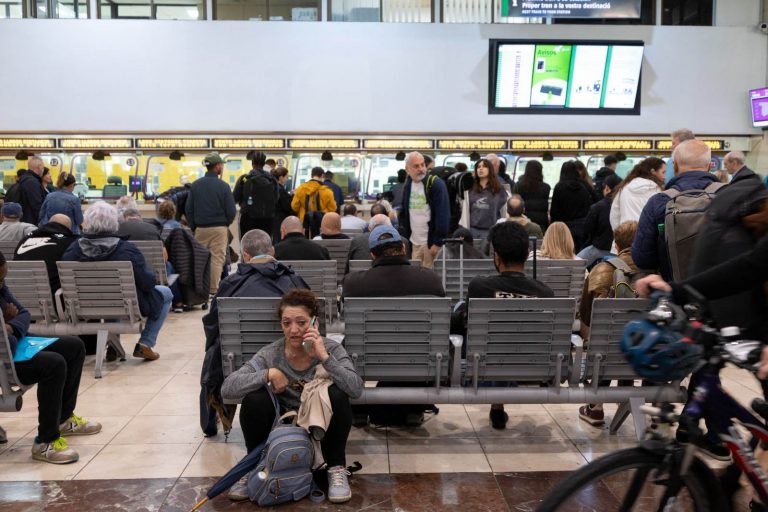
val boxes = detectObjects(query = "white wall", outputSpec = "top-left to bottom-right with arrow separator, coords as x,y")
715,0 -> 761,27
0,19 -> 766,135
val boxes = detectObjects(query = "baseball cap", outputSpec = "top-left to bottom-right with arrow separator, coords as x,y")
202,153 -> 225,166
1,202 -> 22,218
369,224 -> 402,250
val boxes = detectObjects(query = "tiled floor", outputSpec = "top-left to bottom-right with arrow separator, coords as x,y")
0,307 -> 763,510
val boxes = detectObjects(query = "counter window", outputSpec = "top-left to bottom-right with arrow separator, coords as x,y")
215,0 -> 319,21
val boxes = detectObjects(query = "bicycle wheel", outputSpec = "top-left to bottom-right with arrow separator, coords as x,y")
537,447 -> 722,512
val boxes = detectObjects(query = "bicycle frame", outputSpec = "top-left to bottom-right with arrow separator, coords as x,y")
685,365 -> 768,504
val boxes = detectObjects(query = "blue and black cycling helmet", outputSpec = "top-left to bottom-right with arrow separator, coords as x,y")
621,319 -> 702,381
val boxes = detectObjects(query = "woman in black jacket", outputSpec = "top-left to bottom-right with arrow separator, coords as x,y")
577,174 -> 622,266
550,161 -> 594,252
271,166 -> 294,243
515,160 -> 551,231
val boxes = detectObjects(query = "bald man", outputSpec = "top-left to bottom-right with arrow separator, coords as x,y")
312,212 -> 350,241
632,139 -> 723,280
15,213 -> 79,293
724,150 -> 758,184
17,156 -> 47,224
274,216 -> 330,261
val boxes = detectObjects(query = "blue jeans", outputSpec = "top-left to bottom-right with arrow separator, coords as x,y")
165,261 -> 182,305
576,245 -> 613,268
139,285 -> 172,348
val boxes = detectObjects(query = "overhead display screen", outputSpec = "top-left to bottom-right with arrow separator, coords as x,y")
750,88 -> 768,128
502,0 -> 641,19
490,39 -> 644,115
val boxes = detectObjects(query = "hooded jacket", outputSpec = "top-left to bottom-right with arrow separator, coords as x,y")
291,180 -> 337,221
593,167 -> 616,200
62,234 -> 163,320
610,177 -> 661,230
550,180 -> 593,223
631,170 -> 721,279
17,171 -> 46,225
200,258 -> 309,433
14,221 -> 79,293
165,227 -> 211,304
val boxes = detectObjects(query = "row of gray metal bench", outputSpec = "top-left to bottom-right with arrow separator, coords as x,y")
218,296 -> 685,438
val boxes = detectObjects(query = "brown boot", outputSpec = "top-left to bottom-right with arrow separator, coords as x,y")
133,343 -> 159,361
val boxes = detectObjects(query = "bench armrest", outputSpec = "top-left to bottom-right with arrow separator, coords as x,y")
54,288 -> 66,322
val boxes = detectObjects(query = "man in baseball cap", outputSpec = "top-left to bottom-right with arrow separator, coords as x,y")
0,202 -> 37,241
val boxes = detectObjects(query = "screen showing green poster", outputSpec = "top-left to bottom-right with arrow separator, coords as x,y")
529,45 -> 572,107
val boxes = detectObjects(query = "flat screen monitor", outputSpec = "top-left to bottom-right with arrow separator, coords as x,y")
489,39 -> 644,115
750,87 -> 768,128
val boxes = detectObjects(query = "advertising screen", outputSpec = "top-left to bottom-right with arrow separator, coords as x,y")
750,88 -> 768,128
490,39 -> 644,115
501,0 -> 641,19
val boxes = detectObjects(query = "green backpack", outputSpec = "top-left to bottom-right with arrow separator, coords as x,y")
606,258 -> 641,299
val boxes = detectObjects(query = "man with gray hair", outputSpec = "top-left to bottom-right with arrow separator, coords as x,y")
0,202 -> 37,241
117,208 -> 162,241
632,139 -> 722,280
724,150 -> 758,184
63,201 -> 173,361
200,228 -> 308,437
667,128 -> 696,183
345,213 -> 393,272
17,156 -> 46,225
498,194 -> 543,238
398,151 -> 449,268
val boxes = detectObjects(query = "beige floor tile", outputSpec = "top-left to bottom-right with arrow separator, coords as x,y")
388,438 -> 490,473
111,415 -> 203,445
181,441 -> 247,477
71,392 -> 156,417
203,427 -> 245,444
0,444 -> 104,481
157,372 -> 200,394
468,408 -> 566,438
16,416 -> 133,447
74,443 -> 198,480
386,405 -> 475,440
573,437 -> 640,463
550,411 -> 636,440
346,439 -> 389,474
138,393 -> 200,416
465,403 -> 548,415
482,437 -> 587,472
0,417 -> 37,454
83,373 -> 174,395
348,425 -> 387,442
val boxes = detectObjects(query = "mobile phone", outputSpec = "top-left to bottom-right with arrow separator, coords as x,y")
302,316 -> 317,354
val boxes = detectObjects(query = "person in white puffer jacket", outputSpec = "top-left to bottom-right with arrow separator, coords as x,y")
609,157 -> 666,230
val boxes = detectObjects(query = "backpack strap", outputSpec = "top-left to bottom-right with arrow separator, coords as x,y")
605,257 -> 631,273
704,182 -> 725,194
663,188 -> 681,200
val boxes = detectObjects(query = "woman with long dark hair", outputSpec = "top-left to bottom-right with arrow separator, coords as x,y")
609,157 -> 665,229
549,161 -> 594,251
460,158 -> 508,241
515,160 -> 551,230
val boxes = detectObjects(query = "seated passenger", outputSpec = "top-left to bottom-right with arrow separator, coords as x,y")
577,221 -> 640,427
117,208 -> 162,241
62,201 -> 172,361
201,229 -> 309,437
274,216 -> 330,261
115,195 -> 137,218
155,200 -> 183,240
0,252 -> 102,464
342,224 -> 445,298
221,289 -> 362,503
345,213 -> 392,270
529,221 -> 581,261
38,172 -> 83,234
0,202 -> 37,241
312,213 -> 350,240
466,222 -> 554,430
577,174 -> 622,267
340,203 -> 367,232
497,194 -> 543,238
15,214 -> 78,294
435,227 -> 484,260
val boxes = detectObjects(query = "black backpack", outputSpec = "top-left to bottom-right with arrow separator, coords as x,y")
240,171 -> 277,218
303,192 -> 324,239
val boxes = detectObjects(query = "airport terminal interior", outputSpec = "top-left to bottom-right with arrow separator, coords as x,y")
3,0 -> 768,510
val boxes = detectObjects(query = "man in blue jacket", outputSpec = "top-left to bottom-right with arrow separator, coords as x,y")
398,152 -> 450,268
186,153 -> 237,294
631,139 -> 721,281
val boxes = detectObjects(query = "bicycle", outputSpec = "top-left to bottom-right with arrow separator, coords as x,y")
537,290 -> 768,512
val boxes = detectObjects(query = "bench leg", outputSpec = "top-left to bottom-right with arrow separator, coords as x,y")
94,330 -> 108,379
108,334 -> 126,362
609,397 -> 647,440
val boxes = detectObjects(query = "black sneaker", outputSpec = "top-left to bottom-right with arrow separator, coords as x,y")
695,437 -> 731,462
489,408 -> 509,430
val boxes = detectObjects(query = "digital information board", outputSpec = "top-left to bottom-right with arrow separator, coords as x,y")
502,0 -> 641,18
750,88 -> 768,128
490,40 -> 644,115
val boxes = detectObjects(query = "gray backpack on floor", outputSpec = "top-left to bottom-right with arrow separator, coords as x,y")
247,386 -> 314,506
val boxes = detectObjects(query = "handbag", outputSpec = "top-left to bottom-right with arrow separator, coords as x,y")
13,336 -> 60,362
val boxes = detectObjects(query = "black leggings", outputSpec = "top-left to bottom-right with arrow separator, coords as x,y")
15,336 -> 85,443
240,385 -> 352,468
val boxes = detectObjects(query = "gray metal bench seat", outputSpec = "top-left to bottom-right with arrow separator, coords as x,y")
280,260 -> 337,323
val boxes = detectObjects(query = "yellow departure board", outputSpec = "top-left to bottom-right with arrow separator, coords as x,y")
212,138 -> 285,150
0,138 -> 56,150
437,140 -> 508,151
583,140 -> 653,151
510,140 -> 581,151
363,139 -> 434,150
288,139 -> 360,150
136,138 -> 210,150
655,139 -> 725,151
58,138 -> 134,149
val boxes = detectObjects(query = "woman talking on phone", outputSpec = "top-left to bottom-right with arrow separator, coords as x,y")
221,288 -> 363,503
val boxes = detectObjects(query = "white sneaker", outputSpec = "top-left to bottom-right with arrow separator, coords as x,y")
32,437 -> 79,464
327,465 -> 352,503
227,474 -> 250,501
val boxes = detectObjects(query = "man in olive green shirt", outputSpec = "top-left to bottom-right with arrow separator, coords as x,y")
497,195 -> 543,238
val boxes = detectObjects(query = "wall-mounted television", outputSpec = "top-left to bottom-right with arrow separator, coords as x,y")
489,39 -> 644,115
750,87 -> 768,128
